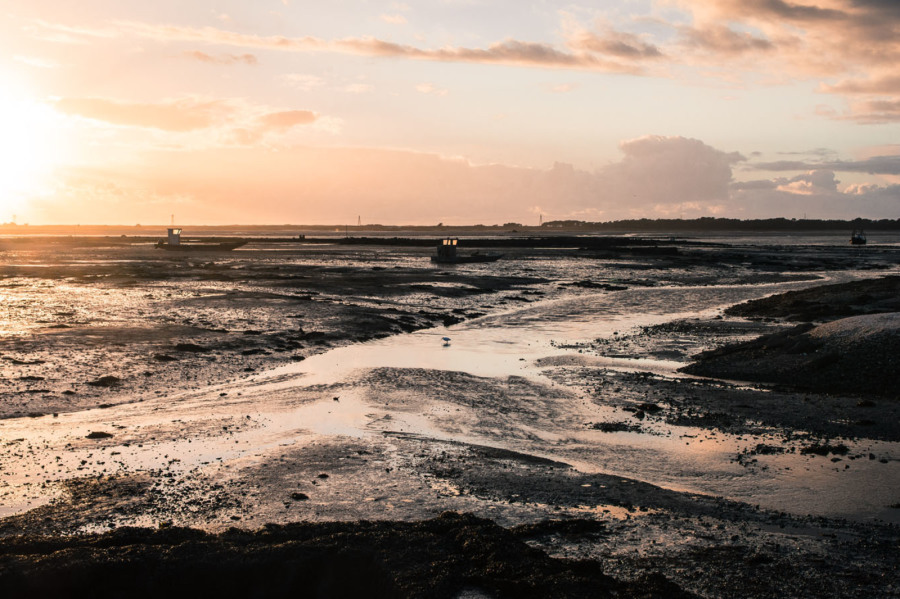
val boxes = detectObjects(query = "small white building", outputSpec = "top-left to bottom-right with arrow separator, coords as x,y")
167,228 -> 182,246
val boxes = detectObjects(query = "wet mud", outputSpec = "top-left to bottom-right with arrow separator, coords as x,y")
2,234 -> 900,597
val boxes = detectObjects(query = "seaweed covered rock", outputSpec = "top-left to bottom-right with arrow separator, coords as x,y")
683,313 -> 900,397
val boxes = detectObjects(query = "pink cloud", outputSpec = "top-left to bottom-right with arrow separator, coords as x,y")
54,97 -> 321,144
775,170 -> 840,195
566,27 -> 663,59
678,24 -> 774,56
107,21 -> 647,74
257,110 -> 318,131
226,110 -> 319,145
598,136 -> 745,209
28,5 -> 900,124
29,5 -> 899,86
29,136 -> 900,224
183,51 -> 258,65
850,99 -> 900,123
54,97 -> 232,131
821,75 -> 900,95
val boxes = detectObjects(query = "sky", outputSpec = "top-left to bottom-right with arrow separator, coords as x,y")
1,0 -> 899,225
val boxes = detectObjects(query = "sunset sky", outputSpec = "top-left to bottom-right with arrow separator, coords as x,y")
1,0 -> 899,225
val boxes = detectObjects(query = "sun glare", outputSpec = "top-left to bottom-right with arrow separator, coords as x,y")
0,81 -> 64,220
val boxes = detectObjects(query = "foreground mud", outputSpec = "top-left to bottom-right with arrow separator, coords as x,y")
2,234 -> 900,597
0,512 -> 696,599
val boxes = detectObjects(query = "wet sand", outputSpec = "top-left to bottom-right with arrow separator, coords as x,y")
1,235 -> 899,597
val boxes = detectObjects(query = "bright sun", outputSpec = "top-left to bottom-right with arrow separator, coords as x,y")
0,83 -> 63,220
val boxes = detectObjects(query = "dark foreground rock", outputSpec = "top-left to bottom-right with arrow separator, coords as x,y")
682,314 -> 900,396
0,512 -> 692,599
724,275 -> 900,321
684,277 -> 900,396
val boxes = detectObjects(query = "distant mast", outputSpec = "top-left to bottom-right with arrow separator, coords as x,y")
171,214 -> 175,227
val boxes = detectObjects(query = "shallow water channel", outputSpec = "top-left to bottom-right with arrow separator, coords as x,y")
1,275 -> 898,526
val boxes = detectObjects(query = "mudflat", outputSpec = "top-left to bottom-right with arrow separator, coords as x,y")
1,233 -> 899,598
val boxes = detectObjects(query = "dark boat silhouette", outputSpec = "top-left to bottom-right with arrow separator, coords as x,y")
155,228 -> 247,252
431,237 -> 501,264
850,229 -> 867,245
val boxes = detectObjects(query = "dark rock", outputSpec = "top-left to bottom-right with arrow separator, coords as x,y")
87,376 -> 122,388
86,431 -> 114,439
290,492 -> 309,501
241,349 -> 268,356
801,442 -> 849,456
590,422 -> 642,433
3,357 -> 46,365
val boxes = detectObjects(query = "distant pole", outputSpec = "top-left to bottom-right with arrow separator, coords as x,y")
539,214 -> 542,226
357,215 -> 361,227
171,214 -> 174,227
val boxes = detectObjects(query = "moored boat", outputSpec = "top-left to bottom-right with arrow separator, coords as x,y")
850,230 -> 867,245
155,228 -> 247,251
431,237 -> 501,264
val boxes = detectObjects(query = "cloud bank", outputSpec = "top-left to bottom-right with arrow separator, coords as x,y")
26,1 -> 900,120
55,97 -> 232,132
54,97 -> 320,143
29,136 -> 899,225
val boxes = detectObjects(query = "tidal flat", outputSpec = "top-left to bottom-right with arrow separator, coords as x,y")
1,232 -> 899,598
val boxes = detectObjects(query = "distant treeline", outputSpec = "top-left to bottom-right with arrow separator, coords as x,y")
2,217 -> 898,234
541,217 -> 900,231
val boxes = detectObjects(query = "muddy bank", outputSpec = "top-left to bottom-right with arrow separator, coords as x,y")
3,235 -> 856,420
2,444 -> 898,599
4,507 -> 895,599
682,277 -> 900,396
0,512 -> 696,599
0,240 -> 549,419
725,275 -> 900,321
682,316 -> 900,397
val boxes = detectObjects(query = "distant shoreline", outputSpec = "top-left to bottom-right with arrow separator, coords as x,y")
1,216 -> 898,237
